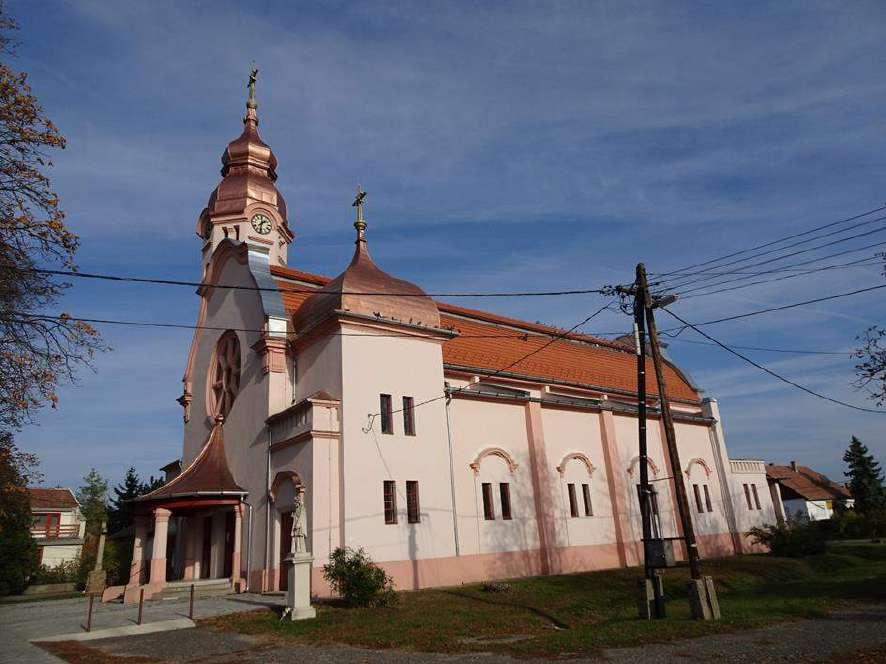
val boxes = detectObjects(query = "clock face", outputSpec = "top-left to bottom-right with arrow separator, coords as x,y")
251,213 -> 272,235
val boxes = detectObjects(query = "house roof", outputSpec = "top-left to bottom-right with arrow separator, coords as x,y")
766,463 -> 851,501
28,487 -> 79,510
137,423 -> 246,502
271,265 -> 700,402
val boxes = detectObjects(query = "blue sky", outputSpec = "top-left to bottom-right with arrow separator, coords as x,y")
11,0 -> 886,490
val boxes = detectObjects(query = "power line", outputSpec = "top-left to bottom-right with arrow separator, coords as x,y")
676,251 -> 886,300
363,302 -> 616,430
27,267 -> 606,299
652,204 -> 886,279
661,307 -> 885,414
665,337 -> 851,356
662,282 -> 886,334
660,223 -> 886,293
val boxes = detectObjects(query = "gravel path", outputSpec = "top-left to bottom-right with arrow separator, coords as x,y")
37,604 -> 886,663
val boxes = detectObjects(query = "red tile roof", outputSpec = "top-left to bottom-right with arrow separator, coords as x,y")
28,487 -> 79,510
271,265 -> 699,402
767,464 -> 851,501
137,424 -> 246,501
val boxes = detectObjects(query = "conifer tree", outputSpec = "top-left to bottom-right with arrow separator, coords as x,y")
843,436 -> 885,513
108,466 -> 140,534
0,431 -> 39,594
76,468 -> 108,536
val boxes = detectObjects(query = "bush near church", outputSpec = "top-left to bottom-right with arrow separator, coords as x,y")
322,546 -> 398,607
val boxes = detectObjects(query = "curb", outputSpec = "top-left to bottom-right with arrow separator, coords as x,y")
33,618 -> 195,643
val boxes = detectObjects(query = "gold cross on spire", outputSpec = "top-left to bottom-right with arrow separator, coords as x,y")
352,185 -> 367,240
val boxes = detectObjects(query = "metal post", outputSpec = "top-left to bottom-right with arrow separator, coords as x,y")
189,583 -> 195,620
137,588 -> 144,625
85,594 -> 94,632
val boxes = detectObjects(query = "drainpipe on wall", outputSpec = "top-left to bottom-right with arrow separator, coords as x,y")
444,385 -> 460,557
244,499 -> 252,592
265,424 -> 273,591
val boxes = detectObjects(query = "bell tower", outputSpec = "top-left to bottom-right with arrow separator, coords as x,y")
196,67 -> 293,272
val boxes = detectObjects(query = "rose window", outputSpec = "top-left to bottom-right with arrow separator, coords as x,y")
209,330 -> 241,419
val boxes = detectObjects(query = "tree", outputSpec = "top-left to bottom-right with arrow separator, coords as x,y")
139,475 -> 165,494
853,254 -> 886,405
0,430 -> 39,594
0,2 -> 103,430
108,466 -> 140,535
843,436 -> 885,514
76,468 -> 107,536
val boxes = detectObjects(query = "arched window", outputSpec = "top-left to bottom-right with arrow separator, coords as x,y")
209,331 -> 241,418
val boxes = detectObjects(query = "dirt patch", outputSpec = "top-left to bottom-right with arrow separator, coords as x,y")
37,639 -> 161,664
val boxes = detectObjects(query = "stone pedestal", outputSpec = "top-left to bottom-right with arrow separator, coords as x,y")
285,552 -> 316,620
688,576 -> 721,621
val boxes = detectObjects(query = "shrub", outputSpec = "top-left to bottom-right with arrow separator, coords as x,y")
749,521 -> 827,557
0,529 -> 38,595
30,560 -> 79,585
322,546 -> 398,607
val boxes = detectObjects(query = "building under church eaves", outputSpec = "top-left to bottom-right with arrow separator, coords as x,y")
120,83 -> 776,602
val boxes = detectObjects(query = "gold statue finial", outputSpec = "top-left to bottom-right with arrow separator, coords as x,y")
352,185 -> 367,241
247,64 -> 259,110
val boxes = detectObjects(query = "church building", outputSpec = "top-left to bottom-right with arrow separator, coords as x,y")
120,80 -> 775,602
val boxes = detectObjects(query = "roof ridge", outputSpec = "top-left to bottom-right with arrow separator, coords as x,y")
271,264 -> 628,352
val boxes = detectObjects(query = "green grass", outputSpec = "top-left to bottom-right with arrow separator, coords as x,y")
204,546 -> 886,658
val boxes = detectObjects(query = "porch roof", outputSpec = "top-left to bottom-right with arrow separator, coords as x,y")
136,421 -> 246,502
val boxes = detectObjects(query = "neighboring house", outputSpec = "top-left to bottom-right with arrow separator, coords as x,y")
766,462 -> 852,522
28,488 -> 86,567
120,81 -> 776,603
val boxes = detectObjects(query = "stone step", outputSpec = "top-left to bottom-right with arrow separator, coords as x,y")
155,579 -> 233,601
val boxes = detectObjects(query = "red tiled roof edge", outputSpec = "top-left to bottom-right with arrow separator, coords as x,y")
27,487 -> 79,509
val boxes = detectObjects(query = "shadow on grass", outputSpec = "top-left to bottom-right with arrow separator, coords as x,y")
441,588 -> 572,630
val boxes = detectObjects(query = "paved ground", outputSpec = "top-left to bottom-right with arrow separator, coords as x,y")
29,604 -> 886,663
0,592 -> 284,663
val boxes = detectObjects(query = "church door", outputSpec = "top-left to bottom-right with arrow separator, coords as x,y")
200,516 -> 212,579
279,512 -> 293,591
223,511 -> 234,578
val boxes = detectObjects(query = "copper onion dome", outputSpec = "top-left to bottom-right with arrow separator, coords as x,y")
196,69 -> 289,237
294,190 -> 440,333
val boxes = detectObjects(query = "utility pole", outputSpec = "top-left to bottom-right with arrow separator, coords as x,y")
633,264 -> 665,618
636,263 -> 719,620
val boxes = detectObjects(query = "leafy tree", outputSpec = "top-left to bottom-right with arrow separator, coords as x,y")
0,2 -> 103,430
843,436 -> 885,514
108,466 -> 140,535
0,431 -> 39,594
76,468 -> 107,536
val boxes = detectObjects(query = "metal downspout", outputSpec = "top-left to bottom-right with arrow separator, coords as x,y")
444,386 -> 460,556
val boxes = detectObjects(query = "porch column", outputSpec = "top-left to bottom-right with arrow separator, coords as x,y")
129,515 -> 149,586
231,504 -> 243,585
150,507 -> 172,585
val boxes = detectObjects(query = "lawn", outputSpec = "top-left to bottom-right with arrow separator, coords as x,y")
205,544 -> 886,658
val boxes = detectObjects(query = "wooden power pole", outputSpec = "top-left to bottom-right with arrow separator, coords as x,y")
635,263 -> 720,620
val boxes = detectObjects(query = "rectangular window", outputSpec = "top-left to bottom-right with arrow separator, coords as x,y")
743,483 -> 753,510
402,396 -> 415,436
693,484 -> 704,514
406,481 -> 420,523
383,480 -> 397,524
567,483 -> 579,518
499,483 -> 512,520
482,483 -> 495,520
751,484 -> 761,510
582,483 -> 593,516
703,484 -> 713,513
380,394 -> 393,434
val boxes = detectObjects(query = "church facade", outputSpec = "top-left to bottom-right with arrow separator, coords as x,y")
121,85 -> 775,602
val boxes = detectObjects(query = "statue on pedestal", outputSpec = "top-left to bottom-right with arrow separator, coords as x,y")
284,486 -> 316,620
